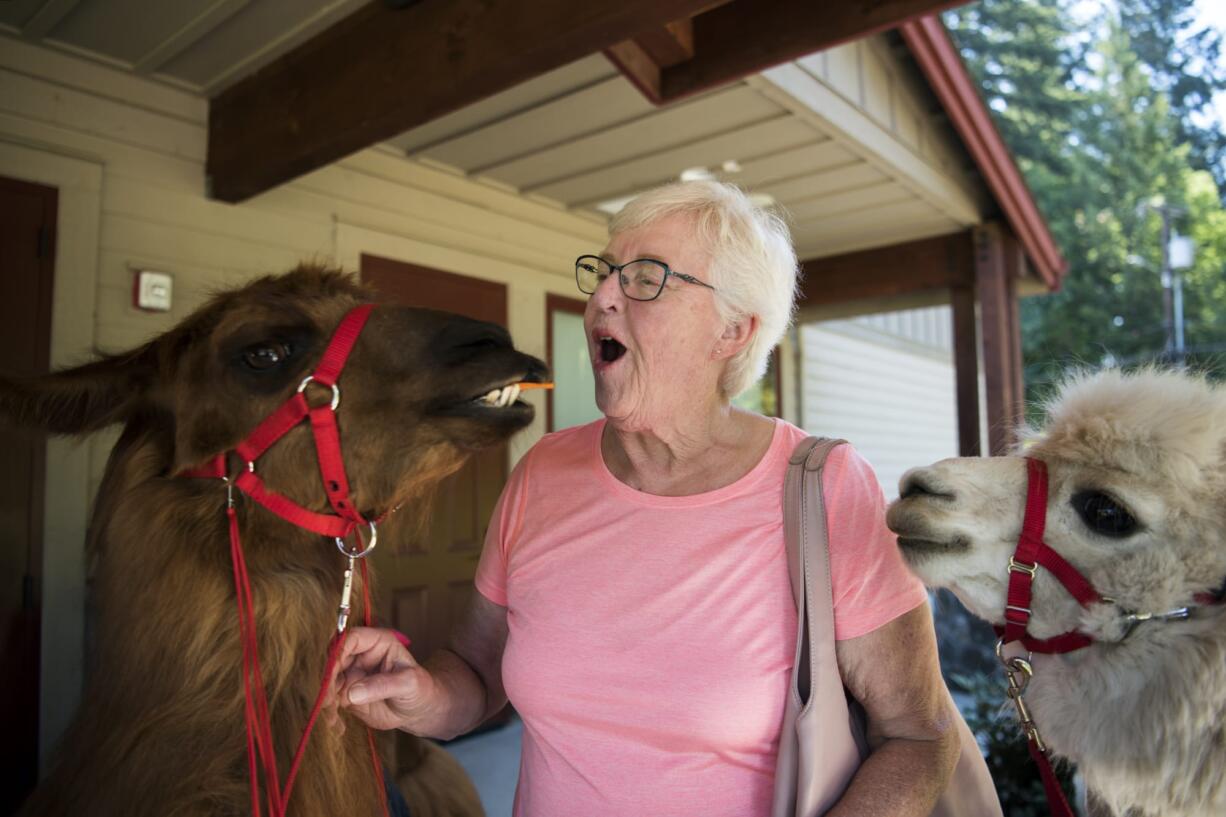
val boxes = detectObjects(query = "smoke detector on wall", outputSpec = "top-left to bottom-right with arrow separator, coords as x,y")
133,269 -> 173,312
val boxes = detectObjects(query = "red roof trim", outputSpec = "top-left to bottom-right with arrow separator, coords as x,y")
900,15 -> 1067,289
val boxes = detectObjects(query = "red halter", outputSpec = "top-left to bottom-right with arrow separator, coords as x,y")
992,456 -> 1225,817
993,458 -> 1104,654
182,302 -> 378,541
990,457 -> 1094,817
180,304 -> 389,817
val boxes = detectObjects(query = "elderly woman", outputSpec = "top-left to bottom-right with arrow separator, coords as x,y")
337,181 -> 959,815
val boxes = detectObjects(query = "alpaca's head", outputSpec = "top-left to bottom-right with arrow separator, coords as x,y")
887,369 -> 1226,642
0,265 -> 549,521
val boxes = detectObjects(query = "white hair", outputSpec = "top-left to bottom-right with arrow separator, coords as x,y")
609,180 -> 799,398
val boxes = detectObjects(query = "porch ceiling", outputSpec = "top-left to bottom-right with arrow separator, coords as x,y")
0,0 -> 370,95
386,44 -> 986,262
1,0 -> 1029,269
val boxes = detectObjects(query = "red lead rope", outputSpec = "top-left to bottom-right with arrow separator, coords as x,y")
228,507 -> 389,817
182,305 -> 391,816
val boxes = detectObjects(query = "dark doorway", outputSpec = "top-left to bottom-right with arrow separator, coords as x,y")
0,175 -> 57,813
360,254 -> 509,666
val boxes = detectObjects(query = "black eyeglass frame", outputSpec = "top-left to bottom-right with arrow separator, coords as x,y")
575,254 -> 716,302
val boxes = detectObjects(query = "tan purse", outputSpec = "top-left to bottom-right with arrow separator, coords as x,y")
771,437 -> 1002,817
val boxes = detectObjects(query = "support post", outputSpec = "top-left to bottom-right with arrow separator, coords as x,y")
950,282 -> 981,457
975,225 -> 1024,455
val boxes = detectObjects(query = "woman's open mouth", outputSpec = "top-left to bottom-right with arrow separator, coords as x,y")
599,337 -> 626,363
592,327 -> 629,369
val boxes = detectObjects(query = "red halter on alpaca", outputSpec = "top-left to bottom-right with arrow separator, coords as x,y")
990,457 -> 1090,817
994,458 -> 1104,654
991,457 -> 1224,817
182,304 -> 390,817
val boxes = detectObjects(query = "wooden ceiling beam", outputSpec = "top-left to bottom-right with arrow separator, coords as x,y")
207,0 -> 722,203
798,231 -> 973,308
611,0 -> 966,104
605,17 -> 697,101
637,19 -> 696,68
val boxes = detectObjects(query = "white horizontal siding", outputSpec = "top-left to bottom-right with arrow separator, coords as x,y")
800,316 -> 958,498
0,40 -> 607,767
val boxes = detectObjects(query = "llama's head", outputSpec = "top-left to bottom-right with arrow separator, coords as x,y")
0,265 -> 548,519
887,369 -> 1226,642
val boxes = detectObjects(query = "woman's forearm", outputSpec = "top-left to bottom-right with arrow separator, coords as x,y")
415,648 -> 507,740
826,732 -> 959,817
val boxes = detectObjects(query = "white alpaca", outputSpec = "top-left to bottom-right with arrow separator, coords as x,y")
886,369 -> 1226,817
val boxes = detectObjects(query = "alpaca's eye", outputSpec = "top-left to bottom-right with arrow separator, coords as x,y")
1072,491 -> 1138,538
241,342 -> 292,371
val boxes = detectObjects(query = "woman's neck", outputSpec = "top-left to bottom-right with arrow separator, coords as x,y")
602,405 -> 775,496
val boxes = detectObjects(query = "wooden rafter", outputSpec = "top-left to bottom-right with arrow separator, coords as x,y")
605,18 -> 696,101
207,0 -> 725,203
609,0 -> 965,104
797,231 -> 973,308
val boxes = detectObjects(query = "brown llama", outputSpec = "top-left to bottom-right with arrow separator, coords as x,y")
4,265 -> 548,817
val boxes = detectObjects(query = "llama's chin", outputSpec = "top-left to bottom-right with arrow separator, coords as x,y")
894,534 -> 971,583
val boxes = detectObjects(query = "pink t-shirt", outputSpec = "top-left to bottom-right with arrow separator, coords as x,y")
475,418 -> 926,817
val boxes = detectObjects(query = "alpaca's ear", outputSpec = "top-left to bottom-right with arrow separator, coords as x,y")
0,344 -> 159,435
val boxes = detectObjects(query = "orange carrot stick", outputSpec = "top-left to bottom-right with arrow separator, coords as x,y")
516,382 -> 554,390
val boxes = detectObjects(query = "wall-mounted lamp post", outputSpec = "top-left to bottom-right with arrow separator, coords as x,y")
1136,201 -> 1193,365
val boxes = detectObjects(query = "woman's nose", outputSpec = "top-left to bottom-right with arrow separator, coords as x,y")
590,272 -> 624,310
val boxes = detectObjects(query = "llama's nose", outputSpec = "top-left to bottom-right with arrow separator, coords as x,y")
523,356 -> 551,384
899,468 -> 955,501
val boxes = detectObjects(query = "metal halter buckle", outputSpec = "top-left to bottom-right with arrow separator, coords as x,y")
298,375 -> 341,411
335,520 -> 378,559
1008,557 -> 1038,577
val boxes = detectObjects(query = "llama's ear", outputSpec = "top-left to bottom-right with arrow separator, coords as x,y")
0,344 -> 159,435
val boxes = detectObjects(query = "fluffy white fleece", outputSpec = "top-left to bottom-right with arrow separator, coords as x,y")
891,369 -> 1226,817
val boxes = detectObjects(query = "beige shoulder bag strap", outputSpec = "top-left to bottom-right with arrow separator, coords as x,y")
772,437 -> 1003,817
771,436 -> 858,817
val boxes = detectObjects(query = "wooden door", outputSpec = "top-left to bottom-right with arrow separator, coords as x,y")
360,254 -> 508,664
0,176 -> 57,811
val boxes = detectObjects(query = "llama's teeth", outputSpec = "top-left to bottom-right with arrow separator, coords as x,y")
483,389 -> 500,405
498,386 -> 514,407
509,384 -> 521,404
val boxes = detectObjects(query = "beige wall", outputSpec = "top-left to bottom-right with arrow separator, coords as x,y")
800,311 -> 959,499
0,35 -> 606,766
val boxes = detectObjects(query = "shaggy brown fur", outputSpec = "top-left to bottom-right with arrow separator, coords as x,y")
5,266 -> 547,817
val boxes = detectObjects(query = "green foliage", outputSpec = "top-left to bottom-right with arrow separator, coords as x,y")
1118,0 -> 1226,192
952,671 -> 1078,817
946,0 -> 1226,412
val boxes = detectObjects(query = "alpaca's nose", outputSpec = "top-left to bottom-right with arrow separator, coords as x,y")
899,468 -> 956,501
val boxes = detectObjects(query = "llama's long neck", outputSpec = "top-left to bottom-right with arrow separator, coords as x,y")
1026,611 -> 1226,816
35,422 -> 386,817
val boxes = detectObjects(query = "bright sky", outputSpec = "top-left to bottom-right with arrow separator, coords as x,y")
1198,0 -> 1226,130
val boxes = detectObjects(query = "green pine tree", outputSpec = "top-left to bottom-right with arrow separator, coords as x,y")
1118,0 -> 1226,194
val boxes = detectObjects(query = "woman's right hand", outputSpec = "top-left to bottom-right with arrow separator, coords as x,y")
334,626 -> 438,733
330,594 -> 509,740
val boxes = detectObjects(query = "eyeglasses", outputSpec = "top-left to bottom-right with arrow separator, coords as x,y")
575,255 -> 716,302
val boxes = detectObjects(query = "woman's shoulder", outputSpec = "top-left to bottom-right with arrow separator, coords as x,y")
514,418 -> 603,481
533,417 -> 602,454
771,420 -> 862,462
770,421 -> 879,487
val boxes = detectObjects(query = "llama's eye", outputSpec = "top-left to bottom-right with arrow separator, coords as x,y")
241,342 -> 292,371
1072,491 -> 1138,538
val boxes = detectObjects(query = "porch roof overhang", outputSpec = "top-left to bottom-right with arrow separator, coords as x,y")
899,16 -> 1066,288
1,0 -> 1065,291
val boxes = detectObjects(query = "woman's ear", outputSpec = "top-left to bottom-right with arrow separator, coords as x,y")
714,315 -> 758,360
